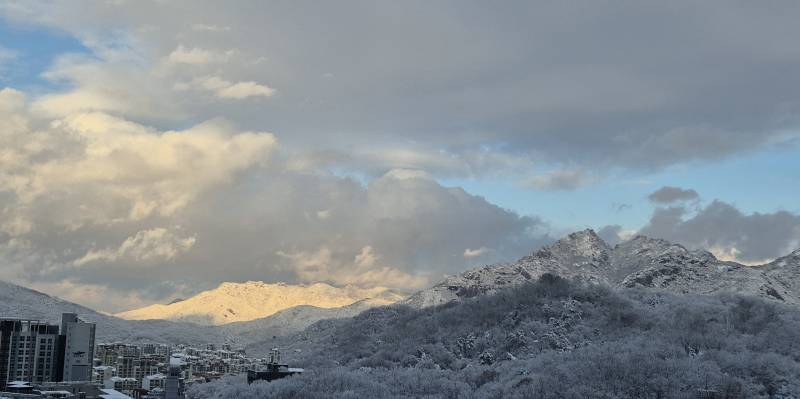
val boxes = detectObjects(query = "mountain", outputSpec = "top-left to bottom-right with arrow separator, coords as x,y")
0,280 -> 229,345
762,248 -> 800,299
116,281 -> 406,325
222,298 -> 387,343
201,275 -> 800,398
0,279 -> 401,347
405,229 -> 800,307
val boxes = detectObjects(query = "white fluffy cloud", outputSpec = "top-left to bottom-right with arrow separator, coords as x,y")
1,96 -> 277,227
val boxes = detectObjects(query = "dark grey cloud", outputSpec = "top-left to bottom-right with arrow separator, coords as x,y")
639,201 -> 800,263
648,186 -> 700,204
3,1 -> 800,175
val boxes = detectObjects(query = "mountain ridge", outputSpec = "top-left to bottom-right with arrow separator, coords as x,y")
405,229 -> 800,307
115,280 -> 407,325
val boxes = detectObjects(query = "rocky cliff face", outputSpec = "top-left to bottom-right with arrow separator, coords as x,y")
405,229 -> 800,307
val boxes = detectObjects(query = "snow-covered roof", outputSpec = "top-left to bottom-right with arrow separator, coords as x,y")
99,389 -> 133,399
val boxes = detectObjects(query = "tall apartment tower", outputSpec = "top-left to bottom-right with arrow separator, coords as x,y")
164,360 -> 184,399
0,318 -> 60,389
59,313 -> 96,382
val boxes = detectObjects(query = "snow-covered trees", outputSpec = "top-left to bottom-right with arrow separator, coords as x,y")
189,274 -> 800,398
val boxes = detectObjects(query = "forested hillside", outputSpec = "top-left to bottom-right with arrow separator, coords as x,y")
189,274 -> 800,398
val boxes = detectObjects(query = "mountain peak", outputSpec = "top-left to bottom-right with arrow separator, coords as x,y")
545,229 -> 610,260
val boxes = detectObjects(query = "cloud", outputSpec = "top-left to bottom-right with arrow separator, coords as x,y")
525,169 -> 593,191
175,76 -> 275,99
277,245 -> 428,290
215,80 -> 275,99
74,228 -> 196,267
32,55 -> 183,118
4,1 -> 798,311
166,45 -> 225,65
1,106 -> 276,226
463,247 -> 490,258
5,1 -> 800,172
0,94 -> 279,304
639,201 -> 800,263
191,24 -> 231,32
0,97 -> 548,310
648,186 -> 700,204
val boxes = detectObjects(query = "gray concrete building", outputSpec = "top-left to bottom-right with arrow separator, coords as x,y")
59,313 -> 96,382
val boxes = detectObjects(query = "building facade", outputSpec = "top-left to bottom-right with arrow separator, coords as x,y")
59,313 -> 96,382
0,313 -> 96,389
0,319 -> 60,389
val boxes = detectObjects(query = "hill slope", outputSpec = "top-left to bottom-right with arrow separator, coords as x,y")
221,299 -> 387,343
116,281 -> 406,325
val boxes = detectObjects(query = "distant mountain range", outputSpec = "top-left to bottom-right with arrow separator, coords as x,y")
0,279 -> 398,346
2,229 -> 799,349
115,281 -> 406,325
405,229 -> 800,307
0,279 -> 228,345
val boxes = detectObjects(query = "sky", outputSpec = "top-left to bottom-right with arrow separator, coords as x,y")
1,1 -> 799,312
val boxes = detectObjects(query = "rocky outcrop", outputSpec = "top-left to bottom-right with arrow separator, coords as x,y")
405,230 -> 800,307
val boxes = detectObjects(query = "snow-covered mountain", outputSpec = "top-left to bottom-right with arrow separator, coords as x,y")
5,229 -> 799,347
0,280 -> 229,345
0,280 -> 399,345
405,229 -> 800,307
116,281 -> 406,325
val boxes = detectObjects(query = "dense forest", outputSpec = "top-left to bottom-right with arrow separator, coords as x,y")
189,275 -> 800,398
